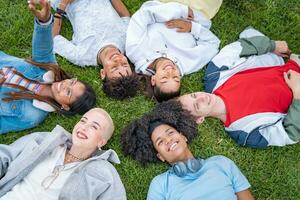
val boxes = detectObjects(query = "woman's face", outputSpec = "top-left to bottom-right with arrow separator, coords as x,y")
151,124 -> 188,164
51,78 -> 86,110
151,58 -> 181,94
72,109 -> 109,151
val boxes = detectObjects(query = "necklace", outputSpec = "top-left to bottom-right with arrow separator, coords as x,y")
64,151 -> 87,163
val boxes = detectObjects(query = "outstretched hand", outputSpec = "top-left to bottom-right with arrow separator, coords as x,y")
284,70 -> 300,99
28,0 -> 51,23
274,41 -> 291,58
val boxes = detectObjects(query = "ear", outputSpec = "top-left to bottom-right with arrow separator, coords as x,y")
100,69 -> 105,80
97,138 -> 107,149
196,116 -> 205,124
61,104 -> 70,111
156,153 -> 165,162
181,135 -> 188,142
151,75 -> 156,86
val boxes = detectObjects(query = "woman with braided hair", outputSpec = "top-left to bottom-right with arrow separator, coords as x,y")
0,0 -> 96,134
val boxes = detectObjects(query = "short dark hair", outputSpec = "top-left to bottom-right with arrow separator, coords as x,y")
121,99 -> 198,165
67,81 -> 97,115
102,73 -> 140,100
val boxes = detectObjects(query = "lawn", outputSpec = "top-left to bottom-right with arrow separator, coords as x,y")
0,0 -> 300,199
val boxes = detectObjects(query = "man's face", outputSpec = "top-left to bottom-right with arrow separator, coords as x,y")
179,92 -> 217,124
100,47 -> 132,80
151,124 -> 188,164
72,109 -> 110,151
151,58 -> 181,94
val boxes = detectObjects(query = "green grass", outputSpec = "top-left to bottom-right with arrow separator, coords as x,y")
0,0 -> 300,199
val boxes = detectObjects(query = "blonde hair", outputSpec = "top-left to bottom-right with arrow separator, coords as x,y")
90,108 -> 114,141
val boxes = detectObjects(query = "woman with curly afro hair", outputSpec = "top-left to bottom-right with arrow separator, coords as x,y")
121,100 -> 254,200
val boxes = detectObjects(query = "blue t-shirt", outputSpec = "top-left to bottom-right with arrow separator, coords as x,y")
147,155 -> 250,200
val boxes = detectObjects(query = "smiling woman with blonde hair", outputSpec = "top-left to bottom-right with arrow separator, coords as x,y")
0,108 -> 126,200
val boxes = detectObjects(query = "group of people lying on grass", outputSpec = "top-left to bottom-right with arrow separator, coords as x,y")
0,0 -> 299,199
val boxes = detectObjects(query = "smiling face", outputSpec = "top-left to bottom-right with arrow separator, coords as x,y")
51,78 -> 86,110
151,58 -> 181,94
151,124 -> 190,164
99,46 -> 132,80
72,108 -> 114,151
178,92 -> 217,124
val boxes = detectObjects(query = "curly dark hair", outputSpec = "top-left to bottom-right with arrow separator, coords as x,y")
121,99 -> 198,165
102,73 -> 140,100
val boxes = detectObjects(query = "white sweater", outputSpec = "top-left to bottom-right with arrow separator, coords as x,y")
126,1 -> 220,76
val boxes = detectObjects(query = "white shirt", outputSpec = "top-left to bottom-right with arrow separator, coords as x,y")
1,145 -> 79,200
52,0 -> 129,66
126,1 -> 220,76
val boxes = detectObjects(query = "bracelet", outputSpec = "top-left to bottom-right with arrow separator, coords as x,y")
54,14 -> 62,19
56,8 -> 67,17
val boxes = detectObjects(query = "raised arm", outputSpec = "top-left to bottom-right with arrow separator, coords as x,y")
110,0 -> 130,17
28,0 -> 56,64
52,0 -> 73,37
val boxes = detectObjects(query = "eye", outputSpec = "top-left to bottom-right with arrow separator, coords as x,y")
80,119 -> 86,123
158,140 -> 163,146
66,89 -> 71,96
92,125 -> 98,130
168,131 -> 174,135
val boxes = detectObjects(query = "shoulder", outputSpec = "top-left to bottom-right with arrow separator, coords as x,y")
83,158 -> 121,182
149,171 -> 168,191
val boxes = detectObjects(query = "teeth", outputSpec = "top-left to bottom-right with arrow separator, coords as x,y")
77,132 -> 88,139
169,142 -> 178,151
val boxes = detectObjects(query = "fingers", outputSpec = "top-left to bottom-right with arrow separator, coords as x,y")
28,1 -> 38,15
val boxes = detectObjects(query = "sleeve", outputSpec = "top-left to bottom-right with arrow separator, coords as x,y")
147,176 -> 166,200
31,15 -> 57,64
189,21 -> 220,69
283,99 -> 300,142
53,35 -> 83,66
238,36 -> 275,57
204,27 -> 283,93
126,2 -> 188,60
220,156 -> 251,193
226,118 -> 297,148
0,133 -> 40,178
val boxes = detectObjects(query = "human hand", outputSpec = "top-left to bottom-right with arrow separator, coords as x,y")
274,41 -> 291,58
284,70 -> 300,99
187,7 -> 194,20
165,19 -> 192,33
28,0 -> 51,23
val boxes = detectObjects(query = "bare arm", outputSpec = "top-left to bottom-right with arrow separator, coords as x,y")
52,0 -> 72,37
110,0 -> 130,17
236,189 -> 255,200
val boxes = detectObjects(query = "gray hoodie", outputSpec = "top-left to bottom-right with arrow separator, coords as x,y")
0,125 -> 126,200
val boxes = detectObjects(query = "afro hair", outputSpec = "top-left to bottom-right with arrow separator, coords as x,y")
121,99 -> 198,165
102,73 -> 140,100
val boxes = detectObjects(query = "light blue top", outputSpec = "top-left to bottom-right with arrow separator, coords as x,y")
147,156 -> 250,200
0,17 -> 56,134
